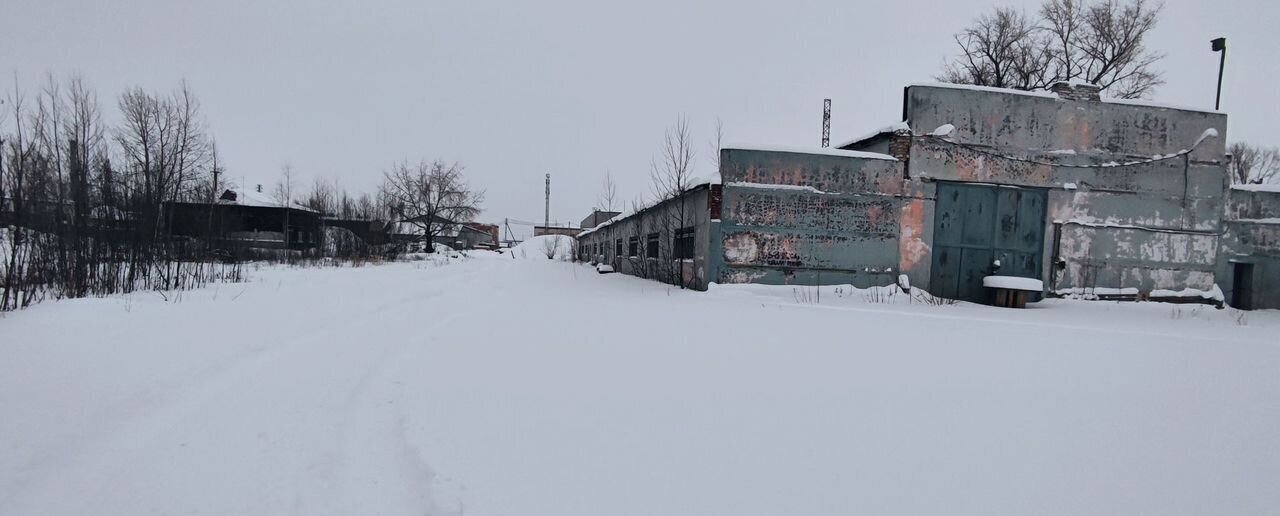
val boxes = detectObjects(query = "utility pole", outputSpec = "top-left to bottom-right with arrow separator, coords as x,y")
209,142 -> 221,203
821,99 -> 831,148
1212,37 -> 1227,110
206,149 -> 221,250
210,167 -> 221,203
544,173 -> 550,234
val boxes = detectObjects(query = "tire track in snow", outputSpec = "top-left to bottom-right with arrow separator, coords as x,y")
3,261 -> 481,515
328,309 -> 468,516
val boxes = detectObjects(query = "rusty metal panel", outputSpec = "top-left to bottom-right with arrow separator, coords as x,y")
961,186 -> 996,247
931,182 -> 1047,303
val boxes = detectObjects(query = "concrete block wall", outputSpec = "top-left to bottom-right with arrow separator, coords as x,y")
1218,187 -> 1280,309
904,84 -> 1230,294
713,148 -> 907,287
904,84 -> 1227,162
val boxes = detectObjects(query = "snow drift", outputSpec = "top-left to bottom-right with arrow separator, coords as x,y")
508,234 -> 575,261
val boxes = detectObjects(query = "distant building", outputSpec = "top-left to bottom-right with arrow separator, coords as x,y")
165,188 -> 321,250
385,221 -> 431,245
439,223 -> 499,250
576,184 -> 716,289
386,216 -> 500,250
580,210 -> 621,229
534,225 -> 583,238
457,223 -> 499,249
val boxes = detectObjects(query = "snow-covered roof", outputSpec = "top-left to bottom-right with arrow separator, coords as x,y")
686,173 -> 722,186
218,189 -> 318,213
726,182 -> 832,195
386,222 -> 425,236
909,82 -> 1222,115
1231,183 -> 1280,193
1103,97 -> 1221,115
835,122 -> 911,149
907,82 -> 1060,99
723,144 -> 897,161
576,207 -> 642,239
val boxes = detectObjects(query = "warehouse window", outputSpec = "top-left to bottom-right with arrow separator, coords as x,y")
615,238 -> 623,257
628,236 -> 639,257
674,227 -> 695,259
646,232 -> 659,258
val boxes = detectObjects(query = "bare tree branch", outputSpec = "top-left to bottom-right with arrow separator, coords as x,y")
598,171 -> 617,212
940,0 -> 1165,98
380,159 -> 484,253
1229,142 -> 1280,185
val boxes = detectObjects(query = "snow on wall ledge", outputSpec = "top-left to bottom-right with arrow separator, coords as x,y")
905,83 -> 1228,160
722,144 -> 897,161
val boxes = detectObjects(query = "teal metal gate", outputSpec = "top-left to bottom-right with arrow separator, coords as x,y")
930,182 -> 1047,303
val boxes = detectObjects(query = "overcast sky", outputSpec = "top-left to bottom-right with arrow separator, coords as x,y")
4,0 -> 1276,231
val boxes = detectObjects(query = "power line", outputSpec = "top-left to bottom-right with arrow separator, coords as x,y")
920,135 -> 1214,169
506,218 -> 574,227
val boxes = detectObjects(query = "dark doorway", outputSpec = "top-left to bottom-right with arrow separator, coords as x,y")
1232,262 -> 1255,310
930,182 -> 1048,303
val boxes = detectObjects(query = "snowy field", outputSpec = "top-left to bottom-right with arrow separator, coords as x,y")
2,247 -> 1279,516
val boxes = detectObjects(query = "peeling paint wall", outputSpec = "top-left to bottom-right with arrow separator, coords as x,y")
906,86 -> 1226,162
905,84 -> 1230,295
716,149 -> 907,287
896,180 -> 935,289
1217,188 -> 1280,309
1056,224 -> 1219,291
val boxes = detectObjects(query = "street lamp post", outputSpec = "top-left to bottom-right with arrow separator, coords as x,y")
1212,37 -> 1227,111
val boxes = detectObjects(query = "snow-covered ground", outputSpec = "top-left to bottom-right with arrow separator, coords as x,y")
2,254 -> 1278,516
506,234 -> 575,260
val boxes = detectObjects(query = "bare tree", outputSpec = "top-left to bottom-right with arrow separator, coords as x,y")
940,0 -> 1165,99
2,82 -> 34,310
274,164 -> 297,254
542,233 -> 560,259
598,171 -> 618,212
650,116 -> 696,288
355,191 -> 381,220
380,159 -> 484,253
305,176 -> 337,215
626,196 -> 649,278
1228,143 -> 1280,185
1040,0 -> 1087,82
1075,0 -> 1164,98
1,75 -> 239,312
938,8 -> 1052,91
115,83 -> 212,241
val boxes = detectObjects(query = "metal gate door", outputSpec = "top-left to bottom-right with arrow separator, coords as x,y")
930,182 -> 1047,303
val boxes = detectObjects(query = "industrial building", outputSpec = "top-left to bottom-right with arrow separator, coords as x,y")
577,82 -> 1280,309
577,184 -> 717,288
1219,184 -> 1280,309
165,188 -> 322,250
581,210 -> 622,229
